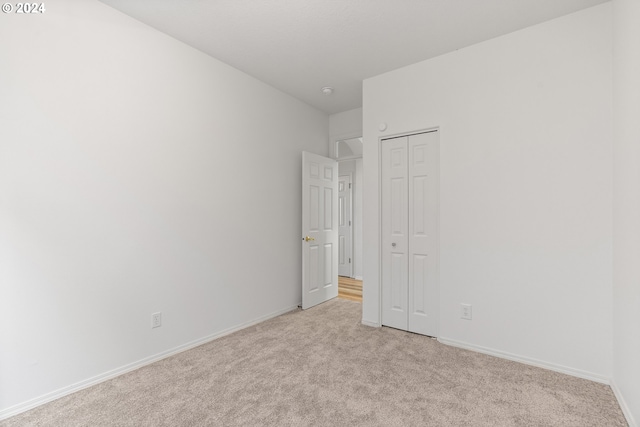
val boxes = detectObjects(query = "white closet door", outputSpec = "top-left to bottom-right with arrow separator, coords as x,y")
381,131 -> 439,336
407,132 -> 439,336
381,137 -> 409,331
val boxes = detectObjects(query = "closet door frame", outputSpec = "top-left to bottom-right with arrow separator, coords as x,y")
378,128 -> 440,337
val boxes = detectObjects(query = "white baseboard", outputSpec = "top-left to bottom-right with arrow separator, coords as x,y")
437,336 -> 610,385
611,379 -> 637,427
361,319 -> 381,328
0,304 -> 299,421
355,276 -> 363,280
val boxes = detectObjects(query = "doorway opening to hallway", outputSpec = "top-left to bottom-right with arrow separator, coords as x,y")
335,137 -> 363,303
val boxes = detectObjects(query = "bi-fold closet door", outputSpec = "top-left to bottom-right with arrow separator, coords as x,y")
381,131 -> 439,337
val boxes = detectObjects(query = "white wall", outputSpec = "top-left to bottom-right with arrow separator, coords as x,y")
0,0 -> 328,416
363,4 -> 613,380
612,0 -> 640,424
338,159 -> 363,279
354,159 -> 363,280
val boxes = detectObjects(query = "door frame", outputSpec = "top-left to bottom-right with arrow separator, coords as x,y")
338,171 -> 354,278
377,127 -> 440,336
333,132 -> 363,282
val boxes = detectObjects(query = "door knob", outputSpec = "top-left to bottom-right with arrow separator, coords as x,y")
392,243 -> 396,247
303,236 -> 315,242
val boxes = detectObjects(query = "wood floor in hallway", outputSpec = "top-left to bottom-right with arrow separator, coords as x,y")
338,276 -> 362,302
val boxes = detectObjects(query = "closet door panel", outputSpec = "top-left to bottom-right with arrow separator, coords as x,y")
408,132 -> 439,336
381,137 -> 409,330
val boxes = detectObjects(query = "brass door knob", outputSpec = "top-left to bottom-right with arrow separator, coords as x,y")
303,236 -> 315,242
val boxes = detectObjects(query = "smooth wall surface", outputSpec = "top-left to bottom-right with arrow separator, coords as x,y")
0,0 -> 328,413
354,159 -> 363,280
612,0 -> 640,423
363,4 -> 613,379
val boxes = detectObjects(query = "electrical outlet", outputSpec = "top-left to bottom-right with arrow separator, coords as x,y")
152,312 -> 162,328
461,304 -> 472,320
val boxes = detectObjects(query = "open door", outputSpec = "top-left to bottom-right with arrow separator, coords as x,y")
302,152 -> 338,309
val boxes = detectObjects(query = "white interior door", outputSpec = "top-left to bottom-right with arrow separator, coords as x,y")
381,131 -> 439,336
302,152 -> 338,309
338,174 -> 353,278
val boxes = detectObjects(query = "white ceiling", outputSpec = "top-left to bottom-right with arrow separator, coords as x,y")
98,0 -> 608,115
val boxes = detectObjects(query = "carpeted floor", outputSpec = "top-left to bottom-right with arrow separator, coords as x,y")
1,299 -> 627,426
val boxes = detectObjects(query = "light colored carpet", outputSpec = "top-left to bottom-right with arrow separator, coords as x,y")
2,299 -> 627,426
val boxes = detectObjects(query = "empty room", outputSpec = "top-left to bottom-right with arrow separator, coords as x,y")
1,0 -> 638,425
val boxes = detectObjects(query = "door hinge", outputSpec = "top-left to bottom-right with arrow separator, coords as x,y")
349,258 -> 351,263
349,220 -> 351,226
349,183 -> 351,189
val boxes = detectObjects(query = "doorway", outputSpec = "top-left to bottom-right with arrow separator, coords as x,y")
335,137 -> 363,302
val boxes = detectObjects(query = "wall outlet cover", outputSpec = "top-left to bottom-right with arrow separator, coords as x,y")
152,312 -> 162,328
461,304 -> 472,320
